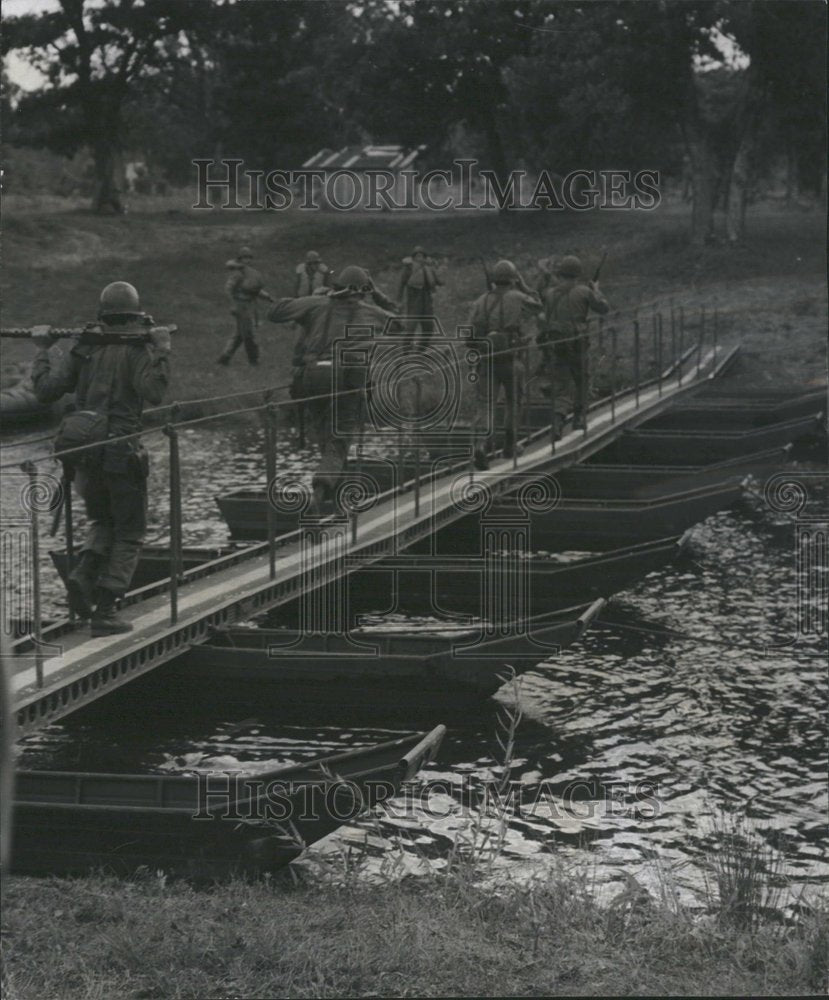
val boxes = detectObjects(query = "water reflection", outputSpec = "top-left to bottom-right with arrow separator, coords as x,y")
5,419 -> 827,905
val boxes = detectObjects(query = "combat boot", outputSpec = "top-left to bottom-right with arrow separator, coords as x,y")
66,550 -> 101,618
473,448 -> 490,471
572,410 -> 586,431
90,588 -> 133,637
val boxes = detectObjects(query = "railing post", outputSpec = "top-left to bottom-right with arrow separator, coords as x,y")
548,340 -> 557,454
62,473 -> 75,621
164,425 -> 182,625
265,404 -> 278,580
678,306 -> 685,386
633,315 -> 641,408
713,307 -> 719,363
511,342 -> 519,468
21,461 -> 43,688
670,300 -> 676,376
697,306 -> 705,377
609,326 -> 617,424
657,312 -> 664,397
580,328 -> 589,435
414,377 -> 422,517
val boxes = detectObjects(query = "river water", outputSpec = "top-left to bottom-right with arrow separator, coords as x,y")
2,419 -> 827,907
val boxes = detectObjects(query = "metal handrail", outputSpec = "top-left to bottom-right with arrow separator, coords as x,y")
7,305 -> 719,680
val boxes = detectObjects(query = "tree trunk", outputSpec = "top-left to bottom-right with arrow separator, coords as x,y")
686,130 -> 716,246
725,71 -> 764,244
725,138 -> 752,243
93,139 -> 125,214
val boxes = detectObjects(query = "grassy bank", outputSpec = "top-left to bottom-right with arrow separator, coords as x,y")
2,865 -> 827,999
1,194 -> 826,423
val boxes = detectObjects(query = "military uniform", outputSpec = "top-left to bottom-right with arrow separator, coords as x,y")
295,259 -> 331,297
266,291 -> 394,502
540,277 -> 609,429
469,281 -> 542,461
219,259 -> 270,365
397,249 -> 442,348
32,324 -> 169,602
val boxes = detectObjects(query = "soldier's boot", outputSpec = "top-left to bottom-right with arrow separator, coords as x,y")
572,409 -> 586,431
66,550 -> 102,618
90,588 -> 133,637
552,413 -> 567,441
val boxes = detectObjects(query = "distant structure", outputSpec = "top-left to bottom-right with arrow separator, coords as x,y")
302,144 -> 426,209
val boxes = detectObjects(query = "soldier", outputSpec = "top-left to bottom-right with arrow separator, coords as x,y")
266,266 -> 395,512
294,250 -> 331,297
538,255 -> 610,436
469,259 -> 542,469
396,246 -> 443,349
217,247 -> 273,366
30,282 -> 171,635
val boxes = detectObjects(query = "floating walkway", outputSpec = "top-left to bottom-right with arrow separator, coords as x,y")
9,343 -> 737,735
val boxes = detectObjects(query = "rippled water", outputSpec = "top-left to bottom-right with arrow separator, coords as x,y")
3,419 -> 827,906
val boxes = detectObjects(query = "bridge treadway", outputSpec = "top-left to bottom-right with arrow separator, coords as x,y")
11,345 -> 735,735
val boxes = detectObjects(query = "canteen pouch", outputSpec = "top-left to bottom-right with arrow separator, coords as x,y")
53,409 -> 109,470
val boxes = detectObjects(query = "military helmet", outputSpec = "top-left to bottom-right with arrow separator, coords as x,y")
492,259 -> 518,285
238,246 -> 254,260
305,250 -> 321,263
99,281 -> 141,317
333,265 -> 371,292
557,255 -> 582,278
412,246 -> 426,257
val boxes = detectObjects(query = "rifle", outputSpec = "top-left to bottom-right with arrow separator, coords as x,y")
1,321 -> 178,344
481,258 -> 494,291
592,249 -> 608,284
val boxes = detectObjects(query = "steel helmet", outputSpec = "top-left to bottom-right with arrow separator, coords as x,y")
238,246 -> 254,260
333,265 -> 371,292
305,250 -> 321,263
412,246 -> 426,256
557,255 -> 582,278
99,281 -> 141,317
492,259 -> 518,285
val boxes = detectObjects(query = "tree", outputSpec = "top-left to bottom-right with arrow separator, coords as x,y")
3,0 -> 203,211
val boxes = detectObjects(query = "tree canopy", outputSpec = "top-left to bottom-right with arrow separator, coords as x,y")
3,0 -> 825,237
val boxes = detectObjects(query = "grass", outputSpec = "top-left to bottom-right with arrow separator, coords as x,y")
1,192 -> 826,428
2,859 -> 827,998
2,678 -> 827,999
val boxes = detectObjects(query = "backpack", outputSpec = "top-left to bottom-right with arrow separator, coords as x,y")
53,409 -> 109,472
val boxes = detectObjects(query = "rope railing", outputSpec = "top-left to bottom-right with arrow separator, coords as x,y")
6,304 -> 725,681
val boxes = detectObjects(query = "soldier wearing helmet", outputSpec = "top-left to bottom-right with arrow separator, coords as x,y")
217,247 -> 274,367
397,245 -> 443,350
468,259 -> 542,469
538,253 -> 609,436
265,266 -> 395,512
30,282 -> 171,635
295,250 -> 331,297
